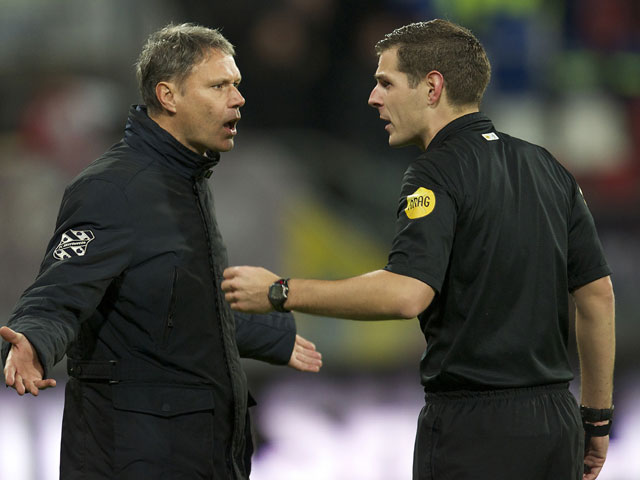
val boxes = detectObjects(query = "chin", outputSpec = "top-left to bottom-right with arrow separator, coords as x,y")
216,140 -> 235,153
388,136 -> 405,149
388,134 -> 417,150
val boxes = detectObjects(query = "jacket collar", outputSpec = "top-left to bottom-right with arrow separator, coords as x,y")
426,112 -> 493,152
123,105 -> 220,179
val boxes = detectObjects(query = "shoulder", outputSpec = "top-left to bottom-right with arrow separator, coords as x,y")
66,141 -> 156,197
498,131 -> 578,189
404,147 -> 464,194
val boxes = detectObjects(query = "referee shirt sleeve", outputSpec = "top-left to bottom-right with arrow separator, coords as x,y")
384,173 -> 457,294
2,178 -> 134,377
567,184 -> 611,291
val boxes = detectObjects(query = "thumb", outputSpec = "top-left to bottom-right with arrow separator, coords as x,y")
0,326 -> 21,345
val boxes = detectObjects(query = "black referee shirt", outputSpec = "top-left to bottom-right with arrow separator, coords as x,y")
385,113 -> 611,392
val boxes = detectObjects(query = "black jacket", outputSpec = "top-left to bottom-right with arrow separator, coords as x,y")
2,105 -> 293,478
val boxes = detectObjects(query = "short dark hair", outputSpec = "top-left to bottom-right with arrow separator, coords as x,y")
136,23 -> 235,113
375,19 -> 491,108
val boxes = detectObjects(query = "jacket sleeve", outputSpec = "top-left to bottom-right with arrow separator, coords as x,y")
1,178 -> 134,377
234,311 -> 296,365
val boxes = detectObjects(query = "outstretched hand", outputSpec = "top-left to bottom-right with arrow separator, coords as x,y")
288,334 -> 322,373
222,266 -> 279,313
1,326 -> 56,396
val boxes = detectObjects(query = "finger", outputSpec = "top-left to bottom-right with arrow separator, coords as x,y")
290,358 -> 318,372
228,300 -> 244,312
295,342 -> 322,359
293,350 -> 323,367
34,378 -> 57,390
295,334 -> 316,350
26,379 -> 39,397
4,363 -> 16,386
299,352 -> 323,366
299,347 -> 322,359
298,358 -> 321,372
0,326 -> 21,345
222,267 -> 238,280
582,462 -> 601,480
220,279 -> 231,293
14,374 -> 26,396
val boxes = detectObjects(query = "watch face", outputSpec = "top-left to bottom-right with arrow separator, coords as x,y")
268,279 -> 289,312
269,283 -> 285,303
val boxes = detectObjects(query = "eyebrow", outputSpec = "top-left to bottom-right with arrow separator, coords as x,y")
211,76 -> 242,84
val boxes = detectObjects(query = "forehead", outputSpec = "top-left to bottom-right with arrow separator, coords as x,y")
188,49 -> 241,80
375,47 -> 400,76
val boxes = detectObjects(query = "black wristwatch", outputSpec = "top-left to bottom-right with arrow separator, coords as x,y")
268,278 -> 290,312
580,405 -> 614,437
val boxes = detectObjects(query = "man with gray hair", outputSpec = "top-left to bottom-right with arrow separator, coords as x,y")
1,23 -> 321,479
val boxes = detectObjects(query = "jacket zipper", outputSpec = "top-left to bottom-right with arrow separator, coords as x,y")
192,177 -> 241,477
163,267 -> 178,348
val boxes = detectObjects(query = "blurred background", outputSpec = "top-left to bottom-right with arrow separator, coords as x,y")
0,0 -> 638,479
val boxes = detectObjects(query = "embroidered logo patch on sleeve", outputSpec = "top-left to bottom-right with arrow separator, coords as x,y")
405,187 -> 436,219
53,229 -> 95,260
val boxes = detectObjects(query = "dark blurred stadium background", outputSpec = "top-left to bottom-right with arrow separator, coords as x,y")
1,1 -> 638,478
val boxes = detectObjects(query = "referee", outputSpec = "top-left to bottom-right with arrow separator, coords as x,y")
222,19 -> 615,480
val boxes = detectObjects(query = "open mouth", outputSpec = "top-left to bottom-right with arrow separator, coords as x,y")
224,119 -> 239,135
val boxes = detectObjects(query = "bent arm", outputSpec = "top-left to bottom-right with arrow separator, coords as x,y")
572,275 -> 615,408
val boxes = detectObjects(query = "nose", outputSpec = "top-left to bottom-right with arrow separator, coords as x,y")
368,85 -> 382,108
231,86 -> 245,108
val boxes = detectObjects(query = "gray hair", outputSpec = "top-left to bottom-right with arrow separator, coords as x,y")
136,23 -> 235,113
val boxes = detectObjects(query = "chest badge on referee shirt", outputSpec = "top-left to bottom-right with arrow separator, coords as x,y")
405,187 -> 436,219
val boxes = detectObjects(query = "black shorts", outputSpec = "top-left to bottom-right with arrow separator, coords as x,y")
413,383 -> 584,480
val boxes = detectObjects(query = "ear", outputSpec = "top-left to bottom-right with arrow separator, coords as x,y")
424,70 -> 445,106
155,81 -> 178,114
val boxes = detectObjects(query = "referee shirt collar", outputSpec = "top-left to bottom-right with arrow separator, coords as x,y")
427,112 -> 493,152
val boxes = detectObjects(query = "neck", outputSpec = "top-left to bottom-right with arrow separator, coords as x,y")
420,105 -> 479,151
148,109 -> 203,155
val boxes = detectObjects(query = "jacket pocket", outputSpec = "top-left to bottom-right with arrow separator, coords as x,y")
162,267 -> 178,348
111,383 -> 216,476
112,383 -> 215,417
